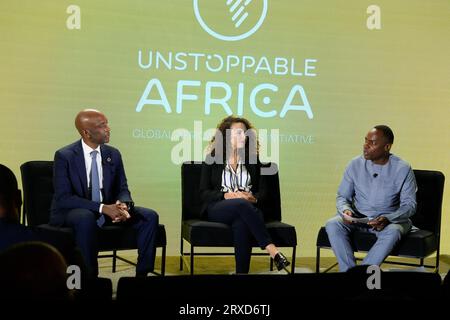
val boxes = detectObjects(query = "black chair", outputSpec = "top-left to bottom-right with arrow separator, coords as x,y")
20,160 -> 167,275
316,169 -> 445,273
180,162 -> 297,275
74,277 -> 113,301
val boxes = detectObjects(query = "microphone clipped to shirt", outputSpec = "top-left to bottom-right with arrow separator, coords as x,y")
373,173 -> 378,178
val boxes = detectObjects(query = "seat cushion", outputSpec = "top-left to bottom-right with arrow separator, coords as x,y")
182,220 -> 234,246
183,219 -> 297,247
265,221 -> 297,246
316,226 -> 437,258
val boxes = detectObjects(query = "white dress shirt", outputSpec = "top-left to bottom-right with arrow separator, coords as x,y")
81,139 -> 104,212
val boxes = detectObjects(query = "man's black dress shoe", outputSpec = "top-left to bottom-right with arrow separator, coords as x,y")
274,252 -> 290,272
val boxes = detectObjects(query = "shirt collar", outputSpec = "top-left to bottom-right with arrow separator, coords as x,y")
81,139 -> 101,157
225,160 -> 243,174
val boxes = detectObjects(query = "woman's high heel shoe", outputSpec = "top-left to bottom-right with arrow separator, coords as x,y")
274,252 -> 290,272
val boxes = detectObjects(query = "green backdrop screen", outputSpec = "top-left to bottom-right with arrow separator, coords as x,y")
1,0 -> 449,256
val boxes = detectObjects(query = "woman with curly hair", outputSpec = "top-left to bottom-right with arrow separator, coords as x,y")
199,116 -> 290,274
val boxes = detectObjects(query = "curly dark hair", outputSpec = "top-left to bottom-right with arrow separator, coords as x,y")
207,116 -> 259,164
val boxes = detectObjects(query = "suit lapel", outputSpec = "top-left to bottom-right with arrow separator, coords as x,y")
74,141 -> 88,198
101,145 -> 111,202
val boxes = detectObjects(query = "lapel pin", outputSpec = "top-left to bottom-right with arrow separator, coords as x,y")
107,157 -> 111,163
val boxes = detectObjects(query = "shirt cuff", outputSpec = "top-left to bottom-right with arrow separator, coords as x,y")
99,203 -> 104,213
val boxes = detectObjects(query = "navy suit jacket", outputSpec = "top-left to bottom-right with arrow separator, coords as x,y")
50,140 -> 132,226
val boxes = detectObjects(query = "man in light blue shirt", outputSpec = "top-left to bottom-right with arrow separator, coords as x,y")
326,125 -> 417,272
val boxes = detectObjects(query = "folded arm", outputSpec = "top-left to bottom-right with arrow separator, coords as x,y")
382,168 -> 417,224
336,167 -> 355,215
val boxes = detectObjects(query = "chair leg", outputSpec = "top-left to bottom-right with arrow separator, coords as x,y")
161,246 -> 166,276
435,252 -> 440,273
291,246 -> 296,274
180,238 -> 184,271
420,258 -> 424,267
316,246 -> 320,273
190,245 -> 194,276
112,250 -> 117,273
21,207 -> 26,225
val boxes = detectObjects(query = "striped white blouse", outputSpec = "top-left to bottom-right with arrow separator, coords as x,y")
220,161 -> 252,192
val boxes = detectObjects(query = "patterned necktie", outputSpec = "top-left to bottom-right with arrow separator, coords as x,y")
91,150 -> 104,227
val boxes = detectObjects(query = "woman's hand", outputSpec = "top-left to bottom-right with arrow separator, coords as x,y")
224,192 -> 241,199
240,192 -> 257,203
224,191 -> 257,203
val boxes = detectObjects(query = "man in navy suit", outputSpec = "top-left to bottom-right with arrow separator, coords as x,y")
50,109 -> 159,277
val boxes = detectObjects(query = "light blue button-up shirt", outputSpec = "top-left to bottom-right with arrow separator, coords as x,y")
336,154 -> 417,224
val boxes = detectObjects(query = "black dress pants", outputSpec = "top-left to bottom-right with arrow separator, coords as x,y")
207,198 -> 272,273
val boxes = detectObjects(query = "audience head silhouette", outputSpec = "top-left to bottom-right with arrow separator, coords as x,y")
0,241 -> 71,300
0,164 -> 22,223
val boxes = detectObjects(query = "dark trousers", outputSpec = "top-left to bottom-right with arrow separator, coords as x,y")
65,206 -> 158,277
207,198 -> 272,274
